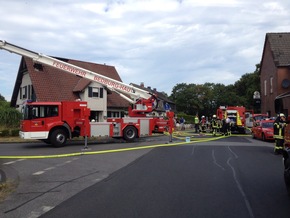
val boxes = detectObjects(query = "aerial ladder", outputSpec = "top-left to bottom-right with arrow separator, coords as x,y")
0,40 -> 160,117
0,40 -> 174,146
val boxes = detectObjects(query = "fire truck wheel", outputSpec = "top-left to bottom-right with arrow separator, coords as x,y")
262,133 -> 266,141
50,129 -> 67,147
123,126 -> 137,142
252,132 -> 255,139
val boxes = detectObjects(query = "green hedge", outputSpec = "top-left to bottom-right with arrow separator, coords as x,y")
0,107 -> 22,128
0,129 -> 19,137
0,130 -> 10,137
11,129 -> 19,136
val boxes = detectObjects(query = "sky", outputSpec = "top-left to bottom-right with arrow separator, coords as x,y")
1,0 -> 290,101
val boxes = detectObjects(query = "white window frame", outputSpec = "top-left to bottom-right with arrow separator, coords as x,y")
270,77 -> 273,94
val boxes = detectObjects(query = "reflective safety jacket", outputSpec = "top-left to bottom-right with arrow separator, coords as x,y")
212,119 -> 218,128
274,118 -> 287,139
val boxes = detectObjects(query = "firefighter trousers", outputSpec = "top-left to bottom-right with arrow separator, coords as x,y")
274,138 -> 284,154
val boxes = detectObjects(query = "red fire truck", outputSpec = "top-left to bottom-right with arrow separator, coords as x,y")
216,106 -> 246,134
0,40 -> 174,147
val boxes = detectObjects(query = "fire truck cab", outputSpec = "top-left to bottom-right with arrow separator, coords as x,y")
216,106 -> 246,134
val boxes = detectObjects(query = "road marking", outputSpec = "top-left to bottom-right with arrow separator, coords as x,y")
44,167 -> 55,171
2,159 -> 25,165
27,206 -> 54,218
33,158 -> 78,175
33,171 -> 45,175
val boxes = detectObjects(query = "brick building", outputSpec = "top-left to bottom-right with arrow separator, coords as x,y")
260,32 -> 290,117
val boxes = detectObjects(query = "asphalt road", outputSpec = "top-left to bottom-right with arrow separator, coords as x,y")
1,135 -> 290,218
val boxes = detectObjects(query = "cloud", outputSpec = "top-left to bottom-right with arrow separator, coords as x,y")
1,0 -> 290,101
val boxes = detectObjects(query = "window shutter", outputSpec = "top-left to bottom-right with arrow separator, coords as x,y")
19,87 -> 22,99
100,88 -> 103,98
88,87 -> 93,97
23,86 -> 27,98
28,85 -> 31,99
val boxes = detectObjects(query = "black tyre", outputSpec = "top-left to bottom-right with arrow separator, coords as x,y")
252,132 -> 256,139
123,126 -> 137,142
262,133 -> 266,141
50,129 -> 67,147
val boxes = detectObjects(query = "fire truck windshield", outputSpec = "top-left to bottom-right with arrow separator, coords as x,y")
228,116 -> 236,123
22,105 -> 59,120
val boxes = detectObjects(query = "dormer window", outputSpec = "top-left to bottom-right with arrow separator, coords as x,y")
88,87 -> 103,98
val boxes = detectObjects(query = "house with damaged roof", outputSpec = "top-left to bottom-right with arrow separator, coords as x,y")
260,32 -> 290,117
10,56 -> 175,120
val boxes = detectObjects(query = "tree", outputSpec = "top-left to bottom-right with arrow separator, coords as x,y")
233,64 -> 260,109
169,64 -> 261,118
0,97 -> 21,128
0,93 -> 5,101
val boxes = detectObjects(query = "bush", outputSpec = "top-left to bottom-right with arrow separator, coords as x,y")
0,103 -> 22,128
0,130 -> 10,137
11,129 -> 20,137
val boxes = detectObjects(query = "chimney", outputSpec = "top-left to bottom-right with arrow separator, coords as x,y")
140,82 -> 144,87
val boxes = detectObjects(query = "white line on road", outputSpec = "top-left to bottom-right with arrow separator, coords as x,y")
32,157 -> 79,176
27,205 -> 54,218
2,159 -> 25,165
33,171 -> 45,175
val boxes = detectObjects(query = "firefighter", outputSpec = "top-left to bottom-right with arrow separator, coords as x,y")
200,115 -> 206,134
217,118 -> 222,134
226,116 -> 231,135
273,113 -> 287,155
211,114 -> 218,136
194,114 -> 199,133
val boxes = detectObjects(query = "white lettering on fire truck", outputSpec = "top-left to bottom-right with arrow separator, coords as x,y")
93,76 -> 134,93
52,61 -> 87,77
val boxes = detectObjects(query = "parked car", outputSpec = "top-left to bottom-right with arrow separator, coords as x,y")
247,113 -> 269,128
251,118 -> 275,141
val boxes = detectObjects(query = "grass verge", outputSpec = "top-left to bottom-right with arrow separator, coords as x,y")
0,180 -> 17,202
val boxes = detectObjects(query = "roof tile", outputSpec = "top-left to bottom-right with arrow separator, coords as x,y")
267,32 -> 290,66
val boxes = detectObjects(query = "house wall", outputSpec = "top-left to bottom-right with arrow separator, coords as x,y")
80,82 -> 107,111
79,82 -> 107,121
260,40 -> 277,116
277,68 -> 290,95
277,67 -> 290,116
261,39 -> 290,117
16,72 -> 32,110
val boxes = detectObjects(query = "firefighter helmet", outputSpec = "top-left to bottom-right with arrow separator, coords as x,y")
213,115 -> 216,118
280,113 -> 285,117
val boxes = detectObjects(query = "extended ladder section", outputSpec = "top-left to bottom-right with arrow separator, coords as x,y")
0,40 -> 157,115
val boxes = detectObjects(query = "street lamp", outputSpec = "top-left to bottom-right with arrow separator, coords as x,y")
253,91 -> 261,113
